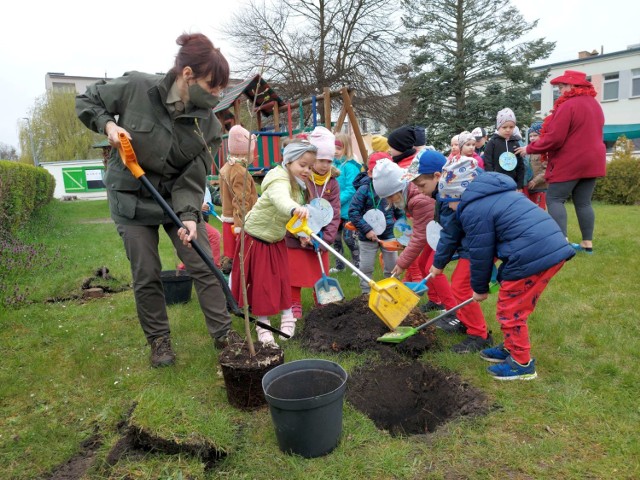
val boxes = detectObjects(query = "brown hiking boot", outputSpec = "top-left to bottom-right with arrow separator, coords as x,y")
214,329 -> 243,349
150,335 -> 176,367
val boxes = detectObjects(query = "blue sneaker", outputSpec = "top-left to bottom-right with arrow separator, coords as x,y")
487,356 -> 537,381
479,343 -> 510,363
570,243 -> 593,254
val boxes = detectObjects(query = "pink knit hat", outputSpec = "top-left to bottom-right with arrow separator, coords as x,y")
309,126 -> 336,160
228,125 -> 255,155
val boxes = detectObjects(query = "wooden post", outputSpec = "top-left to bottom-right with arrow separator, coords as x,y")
257,111 -> 263,130
334,88 -> 353,132
273,103 -> 280,132
233,99 -> 241,128
323,87 -> 331,129
341,87 -> 368,162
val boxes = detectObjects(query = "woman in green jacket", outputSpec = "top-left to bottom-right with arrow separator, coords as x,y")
76,32 -> 235,368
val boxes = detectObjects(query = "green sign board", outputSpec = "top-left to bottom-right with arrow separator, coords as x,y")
62,166 -> 106,193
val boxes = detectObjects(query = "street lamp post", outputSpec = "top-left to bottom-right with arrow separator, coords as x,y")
22,117 -> 39,166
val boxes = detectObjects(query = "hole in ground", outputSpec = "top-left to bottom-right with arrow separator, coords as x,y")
346,360 -> 490,436
299,295 -> 438,359
45,433 -> 102,480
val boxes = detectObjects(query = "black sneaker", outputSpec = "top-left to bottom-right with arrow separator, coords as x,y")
214,329 -> 243,349
451,333 -> 493,354
150,335 -> 176,367
420,300 -> 445,313
433,313 -> 466,333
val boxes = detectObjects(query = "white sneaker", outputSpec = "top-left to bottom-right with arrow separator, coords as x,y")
256,324 -> 278,348
351,271 -> 358,277
279,315 -> 297,340
329,267 -> 344,274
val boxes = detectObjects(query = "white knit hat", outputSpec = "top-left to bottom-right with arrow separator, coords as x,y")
372,159 -> 407,198
309,126 -> 336,160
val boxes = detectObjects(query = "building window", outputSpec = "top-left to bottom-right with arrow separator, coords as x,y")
552,86 -> 560,102
530,87 -> 541,112
603,73 -> 619,101
632,69 -> 640,97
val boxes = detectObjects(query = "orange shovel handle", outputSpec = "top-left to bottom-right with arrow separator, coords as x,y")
117,133 -> 145,179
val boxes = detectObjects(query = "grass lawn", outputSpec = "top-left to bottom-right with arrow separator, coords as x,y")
1,199 -> 639,479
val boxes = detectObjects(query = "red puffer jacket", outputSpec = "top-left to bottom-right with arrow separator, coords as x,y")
396,183 -> 435,270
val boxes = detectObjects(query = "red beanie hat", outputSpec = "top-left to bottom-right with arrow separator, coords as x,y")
368,151 -> 392,172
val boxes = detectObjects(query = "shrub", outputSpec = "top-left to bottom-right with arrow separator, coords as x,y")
0,161 -> 55,235
593,136 -> 640,205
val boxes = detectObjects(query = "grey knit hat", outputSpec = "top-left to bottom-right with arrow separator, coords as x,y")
496,108 -> 516,129
372,158 -> 407,198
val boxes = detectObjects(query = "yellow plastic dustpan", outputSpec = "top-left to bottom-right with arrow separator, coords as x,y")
286,216 -> 419,329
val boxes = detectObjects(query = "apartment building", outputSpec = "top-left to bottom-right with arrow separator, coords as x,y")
531,45 -> 640,149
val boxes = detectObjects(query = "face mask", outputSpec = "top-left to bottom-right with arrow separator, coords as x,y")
294,177 -> 307,190
188,83 -> 220,109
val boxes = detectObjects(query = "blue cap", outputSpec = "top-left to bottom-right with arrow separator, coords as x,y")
402,149 -> 448,181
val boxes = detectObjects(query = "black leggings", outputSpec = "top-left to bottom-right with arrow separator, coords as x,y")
546,178 -> 597,240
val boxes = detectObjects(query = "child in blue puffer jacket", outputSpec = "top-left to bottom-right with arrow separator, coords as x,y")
438,160 -> 575,381
331,132 -> 363,272
348,152 -> 401,293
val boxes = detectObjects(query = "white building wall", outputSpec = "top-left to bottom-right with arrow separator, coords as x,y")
538,48 -> 640,126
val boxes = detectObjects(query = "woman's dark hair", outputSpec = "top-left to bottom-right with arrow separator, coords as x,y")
172,33 -> 230,89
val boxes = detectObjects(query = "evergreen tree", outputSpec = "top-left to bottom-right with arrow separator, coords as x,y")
399,0 -> 555,149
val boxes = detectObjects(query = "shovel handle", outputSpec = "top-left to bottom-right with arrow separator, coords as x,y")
414,298 -> 474,333
118,134 -> 289,338
287,216 -> 373,284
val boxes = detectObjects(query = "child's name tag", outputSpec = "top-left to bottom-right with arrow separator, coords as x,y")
499,151 -> 517,171
363,209 -> 387,235
426,220 -> 443,250
310,197 -> 333,227
393,217 -> 413,246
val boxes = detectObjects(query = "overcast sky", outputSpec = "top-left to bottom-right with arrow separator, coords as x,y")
1,0 -> 638,151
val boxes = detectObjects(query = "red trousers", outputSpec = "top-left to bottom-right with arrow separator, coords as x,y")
406,245 -> 456,310
222,222 -> 236,259
450,258 -> 487,338
524,188 -> 547,210
497,261 -> 565,364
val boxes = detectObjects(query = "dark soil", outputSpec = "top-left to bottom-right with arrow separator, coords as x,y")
219,341 -> 285,410
45,434 -> 102,480
346,360 -> 490,436
299,295 -> 438,359
106,425 -> 227,472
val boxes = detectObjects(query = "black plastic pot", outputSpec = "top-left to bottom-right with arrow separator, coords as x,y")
262,359 -> 348,458
161,270 -> 193,305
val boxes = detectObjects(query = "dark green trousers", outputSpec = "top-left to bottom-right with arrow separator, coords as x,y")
116,222 -> 231,343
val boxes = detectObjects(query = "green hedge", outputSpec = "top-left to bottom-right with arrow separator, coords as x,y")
0,161 -> 55,235
593,156 -> 640,205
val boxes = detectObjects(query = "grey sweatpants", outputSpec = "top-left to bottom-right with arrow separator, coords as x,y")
546,178 -> 597,240
358,239 -> 398,294
117,222 -> 231,343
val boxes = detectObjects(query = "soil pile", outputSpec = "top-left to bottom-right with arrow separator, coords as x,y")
347,360 -> 490,436
299,295 -> 437,358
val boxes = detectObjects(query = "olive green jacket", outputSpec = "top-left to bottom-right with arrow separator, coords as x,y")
244,166 -> 305,243
76,70 -> 221,225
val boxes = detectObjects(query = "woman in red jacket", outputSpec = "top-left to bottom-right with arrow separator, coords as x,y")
516,70 -> 606,253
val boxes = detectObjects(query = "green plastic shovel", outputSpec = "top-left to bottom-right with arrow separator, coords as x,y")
377,298 -> 475,343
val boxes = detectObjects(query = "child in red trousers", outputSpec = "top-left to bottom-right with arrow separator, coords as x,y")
436,160 -> 575,380
406,150 -> 483,339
